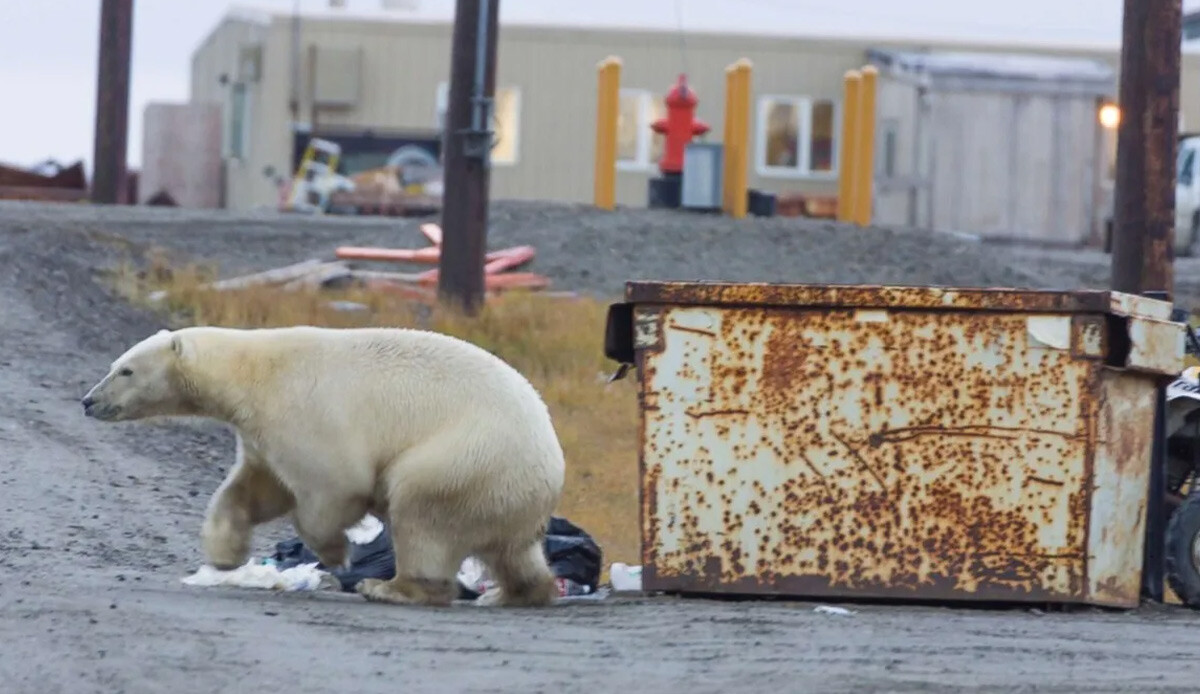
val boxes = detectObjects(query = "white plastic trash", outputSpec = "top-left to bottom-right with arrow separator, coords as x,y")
609,562 -> 642,592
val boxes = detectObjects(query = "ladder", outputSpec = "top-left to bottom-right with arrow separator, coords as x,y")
284,138 -> 342,213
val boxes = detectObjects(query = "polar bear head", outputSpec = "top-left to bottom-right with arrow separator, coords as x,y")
82,328 -> 192,422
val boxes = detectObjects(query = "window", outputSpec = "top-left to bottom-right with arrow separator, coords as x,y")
435,82 -> 521,165
878,118 -> 899,178
755,95 -> 839,177
1180,147 -> 1195,187
616,89 -> 667,170
225,82 -> 249,160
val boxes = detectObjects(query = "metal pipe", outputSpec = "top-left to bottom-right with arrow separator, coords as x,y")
289,0 -> 301,122
471,0 -> 490,136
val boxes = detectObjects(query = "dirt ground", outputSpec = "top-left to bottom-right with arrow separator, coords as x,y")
3,200 -> 1200,694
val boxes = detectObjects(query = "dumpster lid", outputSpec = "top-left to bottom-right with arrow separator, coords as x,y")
622,281 -> 1174,320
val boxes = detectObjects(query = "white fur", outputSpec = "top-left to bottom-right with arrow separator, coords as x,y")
83,325 -> 567,607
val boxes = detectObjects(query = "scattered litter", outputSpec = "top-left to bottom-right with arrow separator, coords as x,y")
182,561 -> 339,592
279,137 -> 443,217
145,221 -> 558,309
343,514 -> 385,544
337,229 -> 551,296
182,514 -> 606,603
0,158 -> 89,202
813,605 -> 856,616
609,562 -> 643,592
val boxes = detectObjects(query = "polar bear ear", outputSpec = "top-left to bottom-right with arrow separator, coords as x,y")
170,333 -> 188,359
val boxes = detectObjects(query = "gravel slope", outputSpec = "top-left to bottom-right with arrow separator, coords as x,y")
2,200 -> 1200,694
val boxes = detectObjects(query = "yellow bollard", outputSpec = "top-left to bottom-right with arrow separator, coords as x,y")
722,64 -> 737,214
723,58 -> 753,219
852,65 -> 878,227
733,60 -> 753,219
836,70 -> 862,223
593,56 -> 622,210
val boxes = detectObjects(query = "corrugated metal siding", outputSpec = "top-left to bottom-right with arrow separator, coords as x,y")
913,89 -> 1103,244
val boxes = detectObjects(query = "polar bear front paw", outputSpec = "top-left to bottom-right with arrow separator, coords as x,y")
201,518 -> 250,571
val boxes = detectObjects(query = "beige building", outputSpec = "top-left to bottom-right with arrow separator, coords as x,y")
186,0 -> 1200,243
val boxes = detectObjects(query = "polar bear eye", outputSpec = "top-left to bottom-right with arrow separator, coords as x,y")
118,368 -> 133,377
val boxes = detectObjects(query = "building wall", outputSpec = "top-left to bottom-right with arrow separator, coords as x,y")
190,14 -> 1200,217
139,102 -> 223,208
191,17 -> 271,210
925,90 -> 1101,244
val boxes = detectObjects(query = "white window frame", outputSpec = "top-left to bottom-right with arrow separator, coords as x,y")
223,81 -> 251,161
615,88 -> 663,171
434,81 -> 521,166
754,94 -> 840,179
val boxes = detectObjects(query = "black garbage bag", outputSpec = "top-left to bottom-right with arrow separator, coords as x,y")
271,515 -> 603,600
272,527 -> 397,594
543,516 -> 604,591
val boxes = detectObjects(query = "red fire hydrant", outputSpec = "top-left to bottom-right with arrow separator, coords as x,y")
651,74 -> 711,176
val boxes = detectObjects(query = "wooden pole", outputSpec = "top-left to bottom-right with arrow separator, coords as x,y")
1110,0 -> 1181,299
92,0 -> 134,204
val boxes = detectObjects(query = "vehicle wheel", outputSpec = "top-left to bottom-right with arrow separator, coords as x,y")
1165,492 -> 1200,607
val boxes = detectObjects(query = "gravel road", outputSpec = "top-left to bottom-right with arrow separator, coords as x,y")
2,200 -> 1200,694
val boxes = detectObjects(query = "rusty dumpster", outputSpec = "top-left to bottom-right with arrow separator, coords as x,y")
604,282 -> 1185,608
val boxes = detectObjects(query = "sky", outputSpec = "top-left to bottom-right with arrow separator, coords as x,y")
2,0 -> 1197,176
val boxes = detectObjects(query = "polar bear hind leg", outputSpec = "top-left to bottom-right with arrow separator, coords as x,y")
474,537 -> 559,608
356,504 -> 469,608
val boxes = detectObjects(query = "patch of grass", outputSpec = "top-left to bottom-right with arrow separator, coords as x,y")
110,250 -> 643,570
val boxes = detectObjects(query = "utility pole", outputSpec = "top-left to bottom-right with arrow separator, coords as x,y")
92,0 -> 134,205
1110,0 -> 1181,299
437,0 -> 500,314
1110,0 -> 1182,607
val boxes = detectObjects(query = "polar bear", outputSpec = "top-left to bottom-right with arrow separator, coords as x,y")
81,325 -> 567,608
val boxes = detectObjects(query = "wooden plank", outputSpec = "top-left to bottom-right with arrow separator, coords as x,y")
484,246 -> 536,274
420,223 -> 443,246
335,246 -> 443,263
337,244 -> 536,266
147,258 -> 333,302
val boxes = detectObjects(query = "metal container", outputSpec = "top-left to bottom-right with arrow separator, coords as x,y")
604,282 -> 1184,608
681,142 -> 723,210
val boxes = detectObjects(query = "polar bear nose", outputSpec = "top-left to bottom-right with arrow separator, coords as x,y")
81,396 -> 95,411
